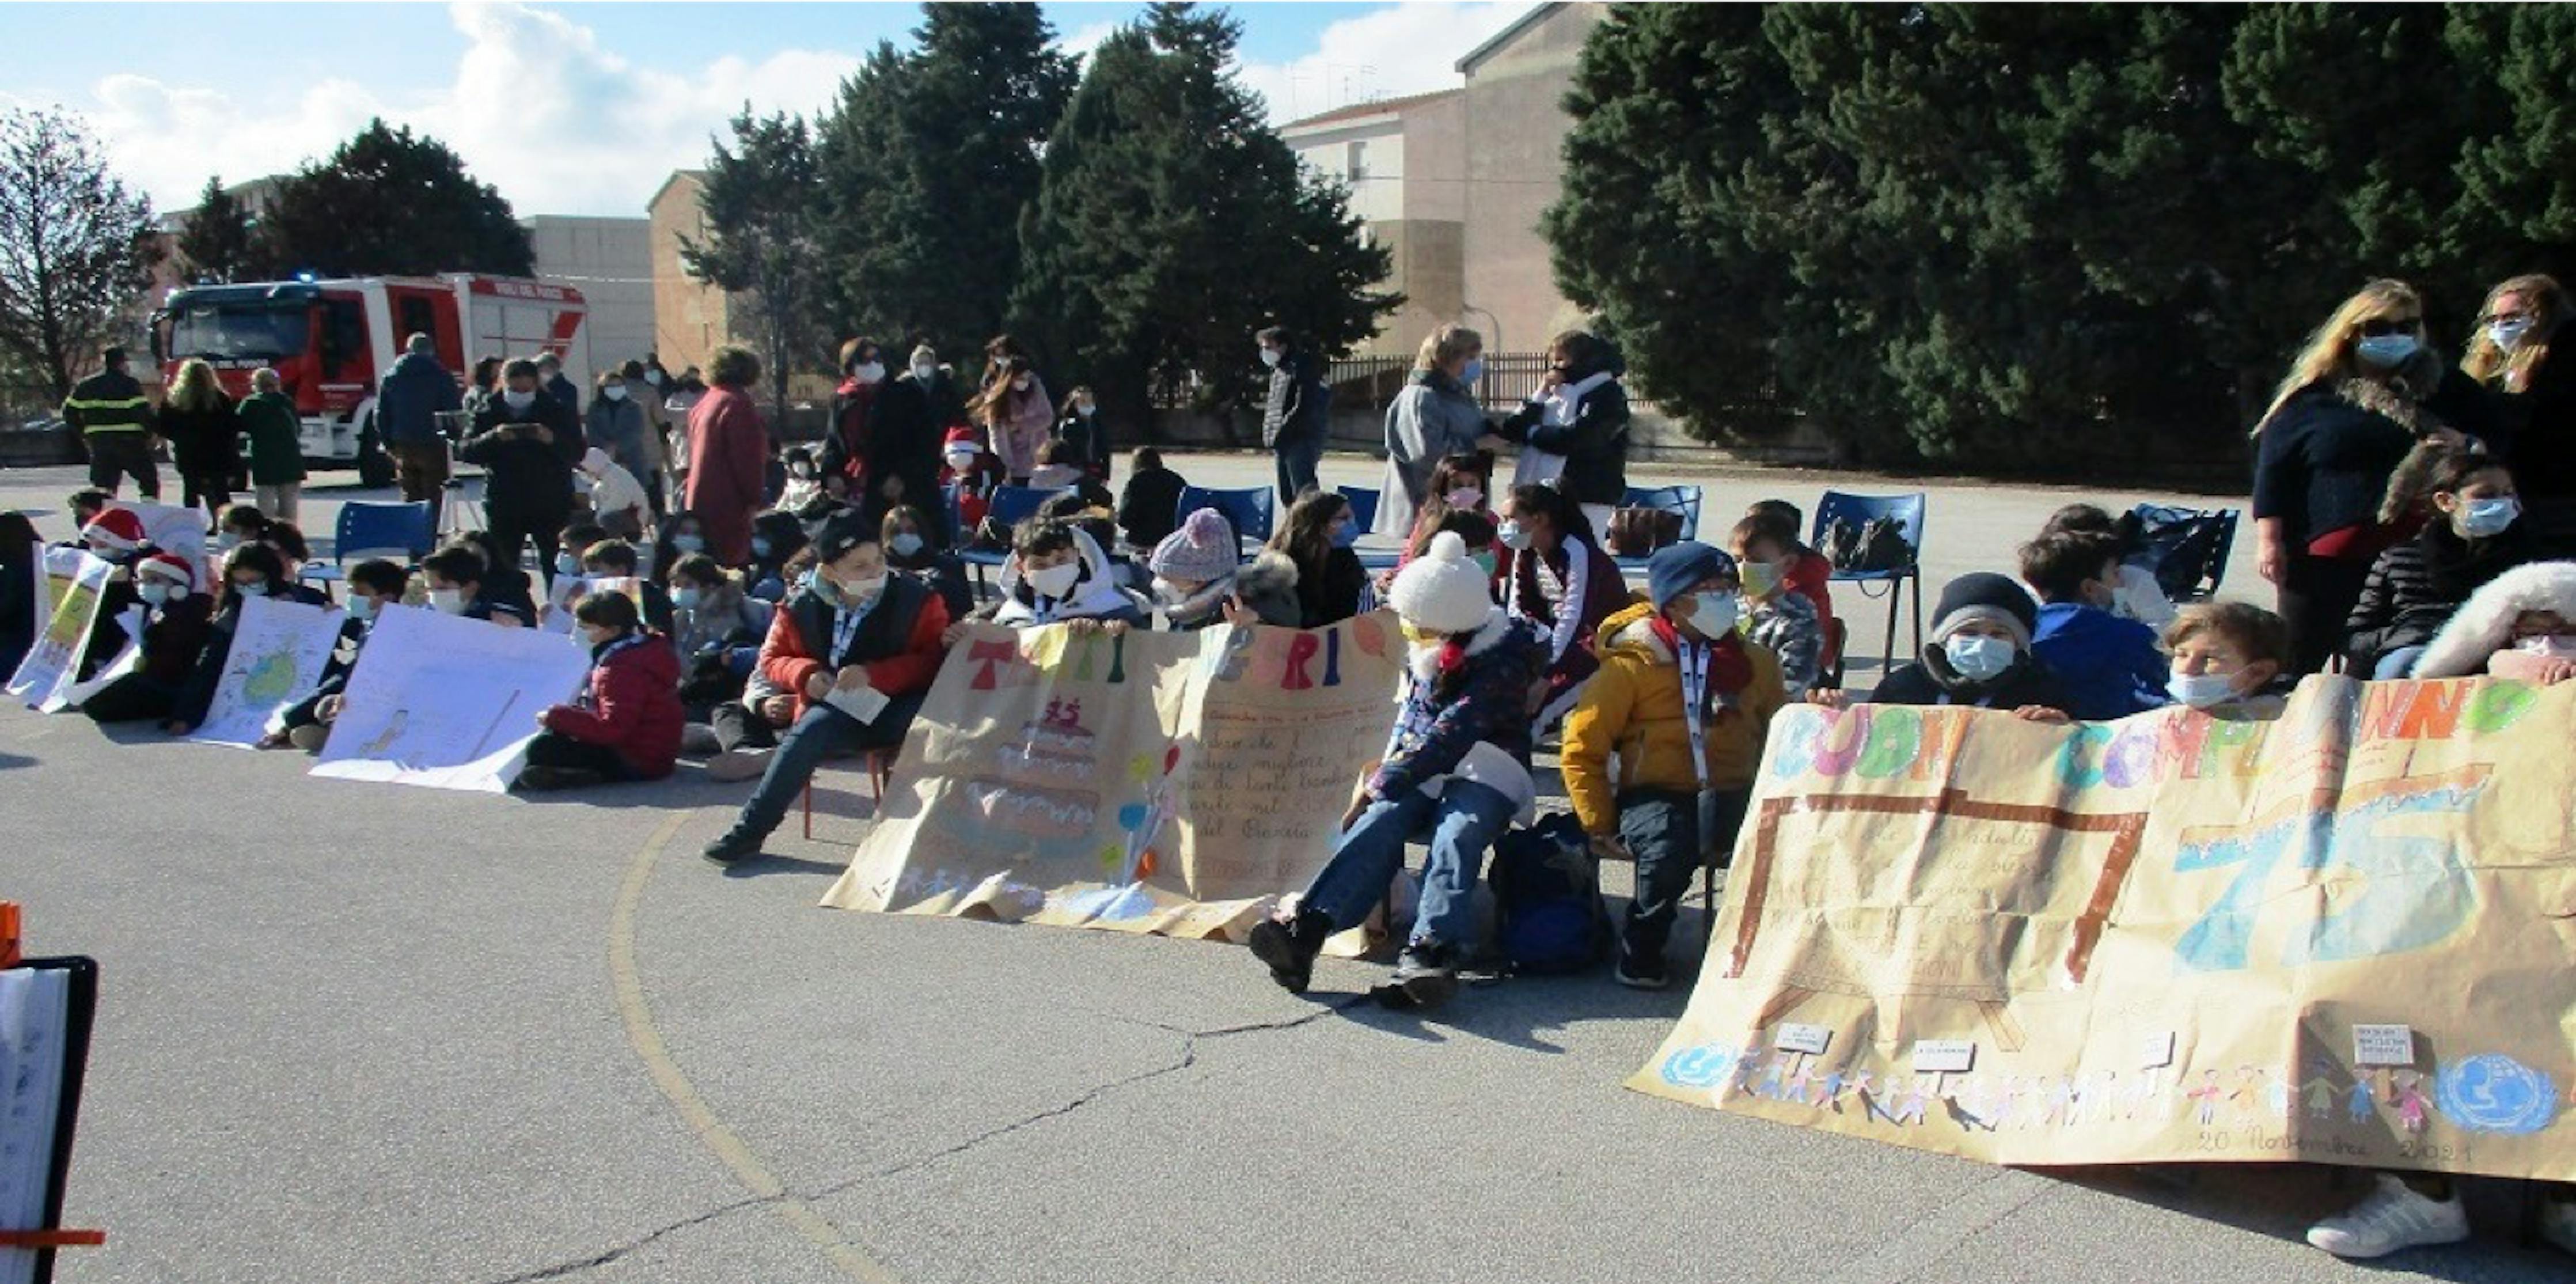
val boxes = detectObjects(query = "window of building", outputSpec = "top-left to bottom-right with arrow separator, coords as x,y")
1345,140 -> 1368,183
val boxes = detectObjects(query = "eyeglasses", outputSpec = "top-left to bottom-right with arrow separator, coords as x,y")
2355,316 -> 2423,338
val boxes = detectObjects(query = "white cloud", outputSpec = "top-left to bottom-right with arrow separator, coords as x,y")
1232,2 -> 1527,125
28,1 -> 859,219
1055,19 -> 1121,66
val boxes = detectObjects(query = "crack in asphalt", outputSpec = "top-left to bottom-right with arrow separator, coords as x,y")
475,1194 -> 779,1283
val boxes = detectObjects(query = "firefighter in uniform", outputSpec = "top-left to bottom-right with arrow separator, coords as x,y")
62,346 -> 160,499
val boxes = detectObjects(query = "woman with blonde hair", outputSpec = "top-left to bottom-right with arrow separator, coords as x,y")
971,353 -> 1054,485
2249,279 -> 2498,673
159,358 -> 244,517
1374,322 -> 1493,540
2461,274 -> 2576,554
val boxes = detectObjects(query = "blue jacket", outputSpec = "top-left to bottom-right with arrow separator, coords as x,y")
378,351 -> 462,446
2031,602 -> 2168,721
1369,615 -> 1546,801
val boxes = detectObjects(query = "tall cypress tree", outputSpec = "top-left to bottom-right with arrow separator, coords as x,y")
813,4 -> 1076,363
682,107 -> 826,429
1012,3 -> 1396,435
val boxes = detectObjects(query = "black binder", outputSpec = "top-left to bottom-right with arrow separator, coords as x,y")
1,956 -> 99,1284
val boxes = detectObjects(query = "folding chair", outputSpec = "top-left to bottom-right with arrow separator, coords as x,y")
302,500 -> 437,599
1609,484 -> 1704,574
2130,505 -> 2240,603
1335,485 -> 1380,535
1174,485 -> 1276,552
1812,491 -> 1926,680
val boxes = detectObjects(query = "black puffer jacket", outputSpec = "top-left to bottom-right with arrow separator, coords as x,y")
1497,347 -> 1631,507
2343,517 -> 2535,672
1870,654 -> 2074,713
2253,369 -> 2499,547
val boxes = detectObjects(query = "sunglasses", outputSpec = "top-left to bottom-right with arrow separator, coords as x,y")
2355,316 -> 2422,338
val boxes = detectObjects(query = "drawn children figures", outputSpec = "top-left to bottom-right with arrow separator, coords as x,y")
1730,1052 -> 1764,1100
1885,1077 -> 1930,1126
2393,1071 -> 2433,1134
1817,1066 -> 1849,1111
1785,1060 -> 1817,1105
2229,1066 -> 2262,1121
1758,1055 -> 1790,1100
2349,1073 -> 2378,1124
2262,1067 -> 2293,1120
2189,1070 -> 2226,1127
2042,1075 -> 2073,1127
2091,1071 -> 2119,1125
2302,1062 -> 2340,1119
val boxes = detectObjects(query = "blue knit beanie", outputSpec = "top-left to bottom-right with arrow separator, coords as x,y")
1646,541 -> 1735,611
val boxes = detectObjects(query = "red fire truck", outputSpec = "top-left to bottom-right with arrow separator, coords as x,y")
151,273 -> 592,486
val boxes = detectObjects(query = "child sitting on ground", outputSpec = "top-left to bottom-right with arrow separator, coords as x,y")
1835,572 -> 2072,719
1116,448 -> 1189,552
881,504 -> 972,620
777,446 -> 828,514
2023,530 -> 2169,720
166,542 -> 296,735
667,554 -> 772,660
746,510 -> 807,604
2409,560 -> 2576,686
270,559 -> 411,751
1028,440 -> 1113,509
2036,503 -> 2176,630
1144,507 -> 1301,631
1727,515 -> 1824,699
422,543 -> 530,627
517,591 -> 684,791
81,553 -> 214,725
2164,601 -> 2294,717
576,539 -> 676,638
947,518 -> 1148,638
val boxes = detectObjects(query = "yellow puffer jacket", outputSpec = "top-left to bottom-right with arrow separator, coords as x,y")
1560,600 -> 1785,836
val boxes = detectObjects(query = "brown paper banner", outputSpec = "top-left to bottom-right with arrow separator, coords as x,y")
1632,675 -> 2576,1180
821,614 -> 1405,941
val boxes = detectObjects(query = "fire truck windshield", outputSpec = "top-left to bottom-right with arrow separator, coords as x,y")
166,304 -> 308,361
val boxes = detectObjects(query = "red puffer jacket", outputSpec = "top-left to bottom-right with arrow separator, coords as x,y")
541,633 -> 684,779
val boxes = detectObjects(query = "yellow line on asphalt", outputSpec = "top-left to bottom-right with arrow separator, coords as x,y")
610,812 -> 901,1283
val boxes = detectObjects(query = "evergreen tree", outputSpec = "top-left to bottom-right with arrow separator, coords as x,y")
178,174 -> 260,284
0,107 -> 161,402
261,120 -> 532,278
813,4 -> 1076,363
682,106 -> 826,428
1012,3 -> 1395,435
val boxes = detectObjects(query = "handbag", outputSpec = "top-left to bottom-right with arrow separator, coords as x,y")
1604,506 -> 1683,557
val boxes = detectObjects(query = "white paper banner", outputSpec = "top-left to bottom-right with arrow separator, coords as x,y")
6,547 -> 113,711
188,595 -> 347,747
309,605 -> 590,792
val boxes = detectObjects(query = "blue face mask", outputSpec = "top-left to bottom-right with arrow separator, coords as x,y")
672,534 -> 705,554
2167,671 -> 2240,710
347,595 -> 379,623
750,537 -> 773,559
1460,357 -> 1485,384
1943,634 -> 2017,683
2355,333 -> 2420,370
2461,496 -> 2520,539
234,581 -> 269,597
555,553 -> 581,577
890,532 -> 925,558
673,587 -> 704,611
1329,520 -> 1359,549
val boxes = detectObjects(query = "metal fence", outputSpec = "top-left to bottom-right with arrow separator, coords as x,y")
1323,352 -> 1555,413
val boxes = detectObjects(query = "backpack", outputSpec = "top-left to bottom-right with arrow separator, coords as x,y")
1487,812 -> 1610,975
1604,506 -> 1683,558
1825,516 -> 1914,573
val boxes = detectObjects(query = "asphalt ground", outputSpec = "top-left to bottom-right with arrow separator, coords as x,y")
6,454 -> 2568,1283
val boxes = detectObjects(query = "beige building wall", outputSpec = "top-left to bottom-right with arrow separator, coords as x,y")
646,171 -> 734,376
1281,90 -> 1469,357
1458,1 -> 1606,355
525,215 -> 654,369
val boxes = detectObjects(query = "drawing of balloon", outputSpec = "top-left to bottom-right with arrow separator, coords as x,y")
2435,1054 -> 2559,1135
1164,743 -> 1181,773
1117,802 -> 1149,831
1661,1043 -> 1739,1089
1127,753 -> 1153,784
1095,840 -> 1122,874
1350,613 -> 1385,657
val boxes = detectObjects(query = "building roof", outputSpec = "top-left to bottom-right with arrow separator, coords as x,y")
1277,88 -> 1463,134
646,169 -> 708,214
1456,2 -> 1565,75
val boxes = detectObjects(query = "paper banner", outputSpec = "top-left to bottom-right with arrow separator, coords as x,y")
187,596 -> 347,747
821,613 -> 1406,940
309,605 -> 591,792
1631,675 -> 2576,1181
6,548 -> 113,711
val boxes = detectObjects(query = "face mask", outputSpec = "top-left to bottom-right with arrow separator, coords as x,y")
1012,377 -> 1032,393
645,370 -> 663,387
138,581 -> 174,607
1399,622 -> 1443,647
1330,520 -> 1359,549
842,573 -> 886,604
1152,577 -> 1204,606
1028,563 -> 1082,599
2354,333 -> 2419,369
790,463 -> 815,479
1944,634 -> 2017,683
912,362 -> 938,382
1259,349 -> 1281,369
1740,562 -> 1782,599
233,581 -> 268,598
429,587 -> 468,615
2167,671 -> 2241,710
1076,403 -> 1095,418
2460,496 -> 2520,539
555,553 -> 582,577
216,533 -> 243,552
751,537 -> 773,559
602,385 -> 627,402
890,532 -> 925,558
2514,634 -> 2576,659
853,362 -> 885,384
671,535 -> 705,554
1470,550 -> 1498,577
1461,357 -> 1485,384
946,451 -> 977,471
1687,592 -> 1739,638
503,389 -> 537,410
2489,319 -> 2534,354
1446,486 -> 1482,510
347,595 -> 379,623
1496,518 -> 1532,551
673,587 -> 704,610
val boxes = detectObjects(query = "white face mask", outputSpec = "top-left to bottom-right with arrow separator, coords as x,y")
138,581 -> 175,607
2167,671 -> 2240,709
853,362 -> 885,384
1011,377 -> 1033,393
602,384 -> 627,402
644,370 -> 663,387
1686,592 -> 1739,638
1944,634 -> 2017,682
347,594 -> 380,623
1259,348 -> 1281,369
912,362 -> 938,382
429,587 -> 468,615
1027,562 -> 1082,599
503,389 -> 537,411
840,573 -> 886,605
945,450 -> 977,471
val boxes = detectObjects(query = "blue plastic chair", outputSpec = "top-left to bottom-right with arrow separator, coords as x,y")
959,484 -> 1075,588
1174,485 -> 1276,552
1608,484 -> 1705,576
1336,485 -> 1380,536
1812,491 -> 1926,679
301,500 -> 436,598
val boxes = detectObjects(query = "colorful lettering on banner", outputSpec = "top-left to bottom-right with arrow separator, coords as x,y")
968,637 -> 1032,691
1769,705 -> 1966,785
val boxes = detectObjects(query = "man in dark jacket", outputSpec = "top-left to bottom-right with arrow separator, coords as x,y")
378,334 -> 464,518
62,346 -> 160,499
459,359 -> 583,590
538,352 -> 582,420
865,346 -> 963,538
1259,326 -> 1329,511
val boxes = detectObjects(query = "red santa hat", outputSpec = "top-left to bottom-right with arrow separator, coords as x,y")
81,507 -> 147,551
135,551 -> 196,592
942,426 -> 984,455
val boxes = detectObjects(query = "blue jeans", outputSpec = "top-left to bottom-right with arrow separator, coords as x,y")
1617,787 -> 1750,963
1273,435 -> 1322,510
729,693 -> 925,839
1300,779 -> 1515,953
2373,645 -> 2427,680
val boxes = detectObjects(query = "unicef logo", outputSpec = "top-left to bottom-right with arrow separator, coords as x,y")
1661,1043 -> 1739,1089
2434,1054 -> 2559,1136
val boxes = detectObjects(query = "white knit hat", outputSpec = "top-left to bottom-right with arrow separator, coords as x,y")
1387,531 -> 1495,634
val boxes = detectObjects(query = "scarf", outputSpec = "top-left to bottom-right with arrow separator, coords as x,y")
1648,615 -> 1752,717
1158,574 -> 1236,628
1540,369 -> 1615,429
1510,539 -> 1590,664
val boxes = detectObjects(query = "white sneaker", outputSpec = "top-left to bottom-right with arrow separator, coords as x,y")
705,748 -> 772,783
2305,1173 -> 2469,1259
2539,1199 -> 2576,1258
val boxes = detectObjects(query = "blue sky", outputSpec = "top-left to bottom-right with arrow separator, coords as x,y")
0,2 -> 1526,217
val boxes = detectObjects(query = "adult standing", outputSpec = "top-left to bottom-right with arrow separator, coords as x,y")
682,346 -> 769,567
62,345 -> 160,500
585,368 -> 653,492
867,345 -> 961,533
1052,385 -> 1110,482
380,334 -> 464,519
2252,279 -> 2497,674
1375,324 -> 1492,541
2463,274 -> 2576,556
538,352 -> 581,421
159,358 -> 241,517
974,355 -> 1053,484
821,336 -> 885,502
1259,326 -> 1329,509
620,359 -> 671,514
662,366 -> 707,494
238,368 -> 308,521
459,358 -> 582,589
1498,330 -> 1632,533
